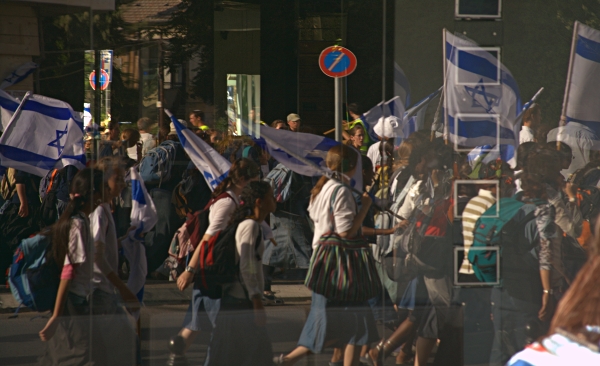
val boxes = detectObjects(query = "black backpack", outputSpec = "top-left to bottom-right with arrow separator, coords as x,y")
196,221 -> 261,299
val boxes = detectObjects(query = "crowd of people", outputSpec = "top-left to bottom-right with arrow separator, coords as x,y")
3,103 -> 600,366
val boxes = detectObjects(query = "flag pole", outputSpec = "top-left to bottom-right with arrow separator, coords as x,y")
442,29 -> 449,145
1,91 -> 31,139
559,21 -> 580,150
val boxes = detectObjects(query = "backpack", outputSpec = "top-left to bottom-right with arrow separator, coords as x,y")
576,187 -> 600,223
196,221 -> 261,299
391,195 -> 453,280
171,169 -> 211,219
265,164 -> 294,203
8,232 -> 60,312
39,169 -> 67,227
468,197 -> 538,283
139,140 -> 181,186
0,167 -> 17,200
166,192 -> 233,278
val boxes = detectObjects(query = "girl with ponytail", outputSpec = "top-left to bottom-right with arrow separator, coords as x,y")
172,157 -> 260,356
38,168 -> 103,364
205,181 -> 276,365
275,144 -> 379,366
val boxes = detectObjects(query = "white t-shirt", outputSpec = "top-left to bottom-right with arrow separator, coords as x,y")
226,219 -> 265,299
307,180 -> 356,250
367,142 -> 382,171
140,132 -> 156,155
64,215 -> 94,298
547,122 -> 600,177
205,189 -> 240,236
519,125 -> 535,144
398,180 -> 424,220
90,203 -> 119,294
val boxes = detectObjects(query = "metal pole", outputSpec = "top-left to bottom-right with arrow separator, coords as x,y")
158,39 -> 164,132
94,50 -> 102,129
334,77 -> 342,142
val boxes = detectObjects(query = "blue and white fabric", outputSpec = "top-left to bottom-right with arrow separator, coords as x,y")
0,89 -> 19,131
166,109 -> 231,190
444,31 -> 522,149
122,167 -> 158,297
0,93 -> 85,177
403,87 -> 442,138
563,21 -> 600,136
394,62 -> 411,108
0,62 -> 38,90
250,124 -> 362,190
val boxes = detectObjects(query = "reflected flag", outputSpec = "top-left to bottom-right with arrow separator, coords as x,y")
0,62 -> 38,90
563,21 -> 600,135
361,96 -> 406,142
444,30 -> 521,149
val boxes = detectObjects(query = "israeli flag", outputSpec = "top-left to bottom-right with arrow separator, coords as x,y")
403,87 -> 442,138
251,124 -> 362,190
361,96 -> 406,142
564,21 -> 600,135
165,109 -> 231,190
121,167 -> 157,296
444,30 -> 521,150
394,62 -> 411,107
0,89 -> 19,131
0,92 -> 86,177
0,62 -> 38,90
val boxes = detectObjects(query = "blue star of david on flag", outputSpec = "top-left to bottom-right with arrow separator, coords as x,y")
464,78 -> 501,114
48,125 -> 68,155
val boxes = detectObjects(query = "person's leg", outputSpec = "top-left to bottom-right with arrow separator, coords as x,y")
331,347 -> 344,364
360,344 -> 369,358
368,316 -> 415,365
396,330 -> 416,364
344,344 -> 361,366
414,337 -> 437,366
280,346 -> 311,365
179,328 -> 199,351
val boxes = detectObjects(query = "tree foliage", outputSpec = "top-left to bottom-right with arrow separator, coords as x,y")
158,0 -> 214,104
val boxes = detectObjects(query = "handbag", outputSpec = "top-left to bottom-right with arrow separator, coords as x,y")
304,185 -> 382,302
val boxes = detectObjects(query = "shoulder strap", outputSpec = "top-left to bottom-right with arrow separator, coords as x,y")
328,184 -> 345,232
203,192 -> 234,211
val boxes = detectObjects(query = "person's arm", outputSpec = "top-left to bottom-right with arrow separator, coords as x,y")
39,278 -> 70,341
339,192 -> 372,238
535,204 -> 556,321
16,183 -> 28,217
94,240 -> 140,311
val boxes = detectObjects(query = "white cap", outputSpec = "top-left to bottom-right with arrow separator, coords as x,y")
374,115 -> 403,138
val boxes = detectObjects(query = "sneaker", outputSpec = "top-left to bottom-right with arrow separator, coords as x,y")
263,292 -> 284,306
273,354 -> 285,365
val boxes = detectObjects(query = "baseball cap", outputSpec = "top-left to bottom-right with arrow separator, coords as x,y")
287,113 -> 301,122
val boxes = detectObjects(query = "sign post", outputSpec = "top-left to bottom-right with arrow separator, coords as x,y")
319,46 -> 357,142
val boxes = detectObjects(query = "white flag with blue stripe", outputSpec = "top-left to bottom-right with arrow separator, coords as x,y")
394,62 -> 411,108
251,124 -> 362,190
121,167 -> 157,296
0,93 -> 86,177
564,21 -> 600,135
0,62 -> 38,90
444,30 -> 521,150
0,89 -> 19,131
403,87 -> 442,138
166,109 -> 231,190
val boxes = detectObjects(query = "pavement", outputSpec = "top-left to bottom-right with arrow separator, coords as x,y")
0,279 -> 312,312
